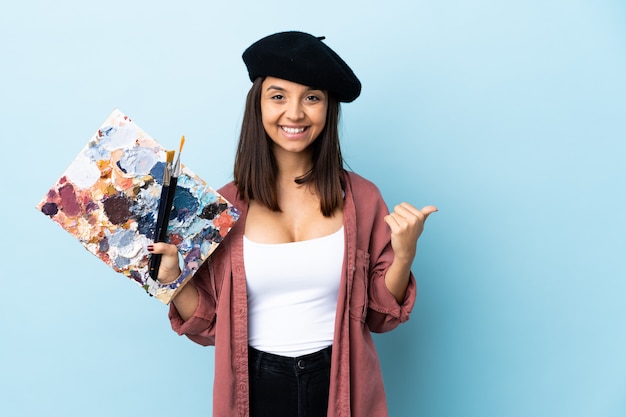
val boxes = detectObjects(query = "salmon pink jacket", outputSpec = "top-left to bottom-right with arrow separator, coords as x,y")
168,171 -> 417,417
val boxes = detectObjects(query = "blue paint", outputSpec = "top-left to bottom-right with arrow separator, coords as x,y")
171,186 -> 199,222
150,161 -> 166,185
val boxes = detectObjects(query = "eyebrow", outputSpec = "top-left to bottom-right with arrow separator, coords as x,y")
265,85 -> 324,93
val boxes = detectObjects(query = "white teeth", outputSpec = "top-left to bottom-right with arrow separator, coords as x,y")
282,126 -> 306,134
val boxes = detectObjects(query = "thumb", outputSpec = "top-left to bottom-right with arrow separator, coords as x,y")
421,205 -> 438,221
148,242 -> 179,256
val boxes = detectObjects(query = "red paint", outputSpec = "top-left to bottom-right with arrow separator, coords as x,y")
215,211 -> 236,237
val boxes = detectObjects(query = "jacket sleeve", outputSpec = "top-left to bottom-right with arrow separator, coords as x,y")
168,251 -> 221,346
361,183 -> 417,333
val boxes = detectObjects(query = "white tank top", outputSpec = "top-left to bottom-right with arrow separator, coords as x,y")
244,227 -> 344,357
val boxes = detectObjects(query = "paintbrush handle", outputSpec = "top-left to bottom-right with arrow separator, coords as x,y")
154,186 -> 170,240
149,181 -> 172,279
149,250 -> 163,280
149,177 -> 179,280
164,176 -> 178,227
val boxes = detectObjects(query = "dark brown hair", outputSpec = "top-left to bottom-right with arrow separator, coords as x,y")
233,77 -> 345,217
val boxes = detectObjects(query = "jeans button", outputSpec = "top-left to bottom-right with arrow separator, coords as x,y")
297,359 -> 305,370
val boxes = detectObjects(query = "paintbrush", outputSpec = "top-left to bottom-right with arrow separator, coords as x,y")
149,149 -> 175,279
164,135 -> 185,222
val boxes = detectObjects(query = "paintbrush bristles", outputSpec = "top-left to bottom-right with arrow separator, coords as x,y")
166,150 -> 175,164
173,135 -> 185,177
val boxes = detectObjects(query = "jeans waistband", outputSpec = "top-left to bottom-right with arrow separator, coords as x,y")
249,345 -> 332,376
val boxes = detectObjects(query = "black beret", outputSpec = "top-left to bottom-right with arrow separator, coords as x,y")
242,31 -> 361,103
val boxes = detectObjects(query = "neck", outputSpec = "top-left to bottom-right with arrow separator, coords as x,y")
273,146 -> 314,183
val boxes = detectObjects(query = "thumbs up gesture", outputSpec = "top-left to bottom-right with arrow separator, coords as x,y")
384,203 -> 438,264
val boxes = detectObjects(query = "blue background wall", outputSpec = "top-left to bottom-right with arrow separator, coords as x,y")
2,1 -> 625,416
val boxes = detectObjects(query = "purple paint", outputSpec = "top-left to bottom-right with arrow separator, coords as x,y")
41,202 -> 59,216
85,200 -> 99,214
58,183 -> 81,217
99,237 -> 109,253
103,193 -> 132,225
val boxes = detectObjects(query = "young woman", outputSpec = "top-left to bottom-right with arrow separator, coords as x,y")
149,31 -> 437,417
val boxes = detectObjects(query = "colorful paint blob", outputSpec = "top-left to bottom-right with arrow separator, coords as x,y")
36,109 -> 240,304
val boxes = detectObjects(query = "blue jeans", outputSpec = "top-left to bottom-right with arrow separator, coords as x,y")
248,346 -> 332,417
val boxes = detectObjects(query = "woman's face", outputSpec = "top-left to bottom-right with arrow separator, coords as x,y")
260,76 -> 328,157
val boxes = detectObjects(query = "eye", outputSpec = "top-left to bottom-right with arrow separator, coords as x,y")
270,94 -> 284,100
305,94 -> 321,102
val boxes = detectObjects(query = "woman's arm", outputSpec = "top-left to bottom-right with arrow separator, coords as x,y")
148,242 -> 199,321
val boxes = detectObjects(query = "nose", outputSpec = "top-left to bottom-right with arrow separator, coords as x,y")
286,100 -> 304,120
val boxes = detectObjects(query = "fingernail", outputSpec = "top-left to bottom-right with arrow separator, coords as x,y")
147,245 -> 154,252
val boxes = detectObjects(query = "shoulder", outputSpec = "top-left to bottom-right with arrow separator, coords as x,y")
217,181 -> 242,205
344,171 -> 384,201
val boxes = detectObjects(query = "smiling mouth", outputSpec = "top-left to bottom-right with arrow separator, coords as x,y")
281,126 -> 308,134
